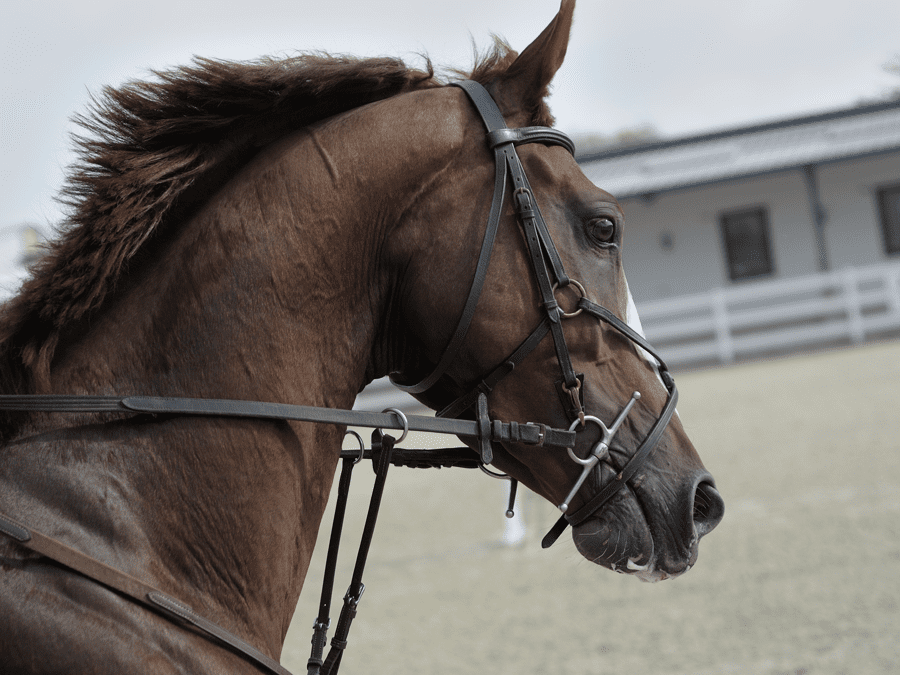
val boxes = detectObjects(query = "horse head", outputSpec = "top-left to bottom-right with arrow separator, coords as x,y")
386,0 -> 723,580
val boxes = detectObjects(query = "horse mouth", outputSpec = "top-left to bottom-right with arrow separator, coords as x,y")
570,475 -> 723,583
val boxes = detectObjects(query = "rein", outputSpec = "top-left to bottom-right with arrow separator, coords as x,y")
0,392 -> 567,675
0,80 -> 677,674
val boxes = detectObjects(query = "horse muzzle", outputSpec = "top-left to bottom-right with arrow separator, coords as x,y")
571,470 -> 724,582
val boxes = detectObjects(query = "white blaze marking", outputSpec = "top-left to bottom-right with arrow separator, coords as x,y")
624,276 -> 674,406
624,277 -> 654,366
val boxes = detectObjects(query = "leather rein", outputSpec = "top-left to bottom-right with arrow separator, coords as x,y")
0,80 -> 677,675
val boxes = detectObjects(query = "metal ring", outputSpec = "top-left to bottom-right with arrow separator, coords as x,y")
478,464 -> 512,480
568,414 -> 609,433
566,415 -> 611,465
551,279 -> 586,318
343,430 -> 365,465
381,407 -> 408,444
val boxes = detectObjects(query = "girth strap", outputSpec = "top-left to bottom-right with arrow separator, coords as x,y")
0,512 -> 292,675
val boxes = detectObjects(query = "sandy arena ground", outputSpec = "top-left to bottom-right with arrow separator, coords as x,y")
280,340 -> 900,674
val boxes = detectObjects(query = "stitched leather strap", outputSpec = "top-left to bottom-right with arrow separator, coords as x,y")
389,144 -> 507,395
487,127 -> 575,155
576,298 -> 671,372
436,318 -> 551,420
307,454 -> 356,675
339,446 -> 480,469
390,79 -> 575,396
0,395 -> 576,451
0,512 -> 292,675
319,431 -> 394,675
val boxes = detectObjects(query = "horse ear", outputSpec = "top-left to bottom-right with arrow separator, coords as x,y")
492,0 -> 575,124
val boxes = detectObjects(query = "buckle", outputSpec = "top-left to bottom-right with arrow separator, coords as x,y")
524,422 -> 546,446
513,188 -> 535,219
344,583 -> 365,609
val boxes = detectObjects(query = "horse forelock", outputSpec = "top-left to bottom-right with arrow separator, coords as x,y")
0,40 -> 543,405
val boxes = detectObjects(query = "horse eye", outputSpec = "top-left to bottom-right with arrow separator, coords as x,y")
587,217 -> 616,244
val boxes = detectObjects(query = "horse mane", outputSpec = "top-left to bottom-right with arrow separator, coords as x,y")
0,39 -> 537,399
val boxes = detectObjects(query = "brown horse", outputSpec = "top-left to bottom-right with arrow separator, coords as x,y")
0,2 -> 722,672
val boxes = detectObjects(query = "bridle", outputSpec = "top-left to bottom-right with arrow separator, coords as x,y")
0,80 -> 677,674
392,80 -> 679,548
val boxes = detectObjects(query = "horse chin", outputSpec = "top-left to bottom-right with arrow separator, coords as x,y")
570,491 -> 698,583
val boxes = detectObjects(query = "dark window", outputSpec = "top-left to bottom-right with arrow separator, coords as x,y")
720,207 -> 774,281
877,184 -> 900,255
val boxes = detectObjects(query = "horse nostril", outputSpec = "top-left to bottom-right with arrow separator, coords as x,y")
692,481 -> 724,537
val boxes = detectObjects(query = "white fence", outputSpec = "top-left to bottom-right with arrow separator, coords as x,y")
356,261 -> 900,411
640,261 -> 900,370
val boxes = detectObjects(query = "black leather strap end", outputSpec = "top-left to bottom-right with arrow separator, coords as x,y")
555,373 -> 585,423
541,515 -> 569,549
0,514 -> 31,542
476,393 -> 493,465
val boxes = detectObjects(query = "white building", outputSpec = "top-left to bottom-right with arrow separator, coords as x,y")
580,99 -> 900,301
580,99 -> 900,370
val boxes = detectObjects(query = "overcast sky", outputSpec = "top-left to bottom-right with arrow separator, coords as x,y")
3,0 -> 899,228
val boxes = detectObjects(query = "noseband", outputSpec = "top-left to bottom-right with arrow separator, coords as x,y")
391,80 -> 679,548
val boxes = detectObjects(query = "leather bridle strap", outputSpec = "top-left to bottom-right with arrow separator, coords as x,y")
505,146 -> 579,392
388,82 -> 510,396
460,79 -> 580,395
390,79 -> 578,397
0,512 -> 292,675
436,318 -> 551,420
316,431 -> 394,675
540,382 -> 678,548
0,395 -> 576,452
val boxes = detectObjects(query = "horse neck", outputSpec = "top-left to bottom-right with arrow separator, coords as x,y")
28,114 -> 432,653
55,152 -> 377,401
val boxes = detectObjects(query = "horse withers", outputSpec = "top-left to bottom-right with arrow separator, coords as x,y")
0,1 -> 722,672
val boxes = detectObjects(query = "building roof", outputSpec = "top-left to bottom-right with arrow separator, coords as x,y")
577,99 -> 900,199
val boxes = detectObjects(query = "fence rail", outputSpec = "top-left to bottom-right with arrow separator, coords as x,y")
640,261 -> 900,370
